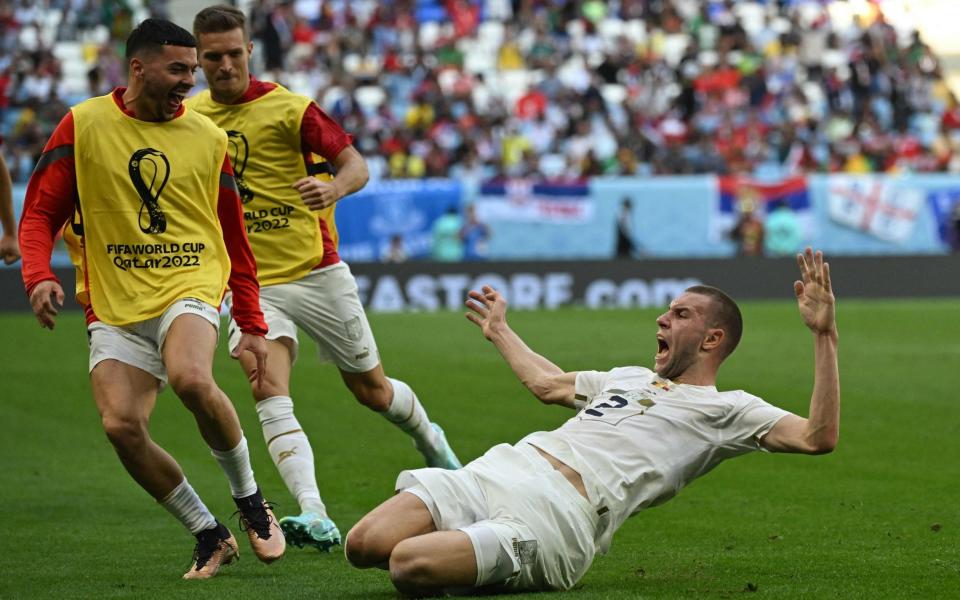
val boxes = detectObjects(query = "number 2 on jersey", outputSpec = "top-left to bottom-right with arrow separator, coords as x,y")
584,395 -> 628,417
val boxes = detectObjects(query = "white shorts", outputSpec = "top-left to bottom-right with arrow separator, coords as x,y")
88,298 -> 220,383
226,262 -> 379,372
396,443 -> 600,592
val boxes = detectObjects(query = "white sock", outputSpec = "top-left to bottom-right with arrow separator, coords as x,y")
210,436 -> 258,499
256,396 -> 327,517
383,378 -> 439,454
160,478 -> 217,534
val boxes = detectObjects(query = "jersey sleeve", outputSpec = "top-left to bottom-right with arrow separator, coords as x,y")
216,155 -> 267,336
19,111 -> 78,296
574,370 -> 610,408
721,393 -> 793,453
299,101 -> 354,160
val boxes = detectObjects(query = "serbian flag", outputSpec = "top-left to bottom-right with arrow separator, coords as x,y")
710,176 -> 812,242
475,179 -> 593,224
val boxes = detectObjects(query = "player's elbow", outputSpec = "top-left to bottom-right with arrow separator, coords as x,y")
528,377 -> 566,406
353,157 -> 370,189
806,434 -> 838,455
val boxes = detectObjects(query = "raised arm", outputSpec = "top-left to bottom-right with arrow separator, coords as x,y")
761,248 -> 840,454
465,285 -> 578,408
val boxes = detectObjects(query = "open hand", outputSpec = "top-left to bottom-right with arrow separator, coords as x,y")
465,285 -> 508,340
795,247 -> 836,337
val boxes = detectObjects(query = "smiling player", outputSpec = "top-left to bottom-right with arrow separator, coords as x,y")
19,19 -> 284,580
187,5 -> 462,553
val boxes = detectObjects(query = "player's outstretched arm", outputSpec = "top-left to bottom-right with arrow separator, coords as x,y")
762,248 -> 840,454
465,285 -> 578,408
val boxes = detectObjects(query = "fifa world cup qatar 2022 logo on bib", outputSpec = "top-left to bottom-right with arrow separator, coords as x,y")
226,130 -> 254,204
128,148 -> 169,234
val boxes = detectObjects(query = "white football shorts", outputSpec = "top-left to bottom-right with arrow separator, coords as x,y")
396,442 -> 600,592
88,297 -> 220,383
225,262 -> 379,373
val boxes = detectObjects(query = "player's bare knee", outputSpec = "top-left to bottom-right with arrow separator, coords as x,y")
252,378 -> 287,402
389,540 -> 438,593
101,415 -> 148,451
343,523 -> 369,567
344,520 -> 386,568
169,369 -> 217,406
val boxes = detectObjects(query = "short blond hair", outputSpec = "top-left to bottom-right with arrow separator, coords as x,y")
193,4 -> 248,41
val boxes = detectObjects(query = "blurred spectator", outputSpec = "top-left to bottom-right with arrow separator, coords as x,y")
384,234 -> 408,263
614,197 -> 638,258
431,206 -> 464,262
0,0 -> 165,182
460,203 -> 490,261
763,201 -> 802,257
228,1 -> 960,181
730,202 -> 765,257
6,1 -> 960,184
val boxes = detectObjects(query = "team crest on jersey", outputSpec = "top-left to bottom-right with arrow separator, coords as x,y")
512,539 -> 538,565
129,148 -> 169,234
226,130 -> 255,203
621,389 -> 656,407
651,379 -> 671,391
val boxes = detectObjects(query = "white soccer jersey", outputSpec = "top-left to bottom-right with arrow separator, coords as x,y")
520,366 -> 791,554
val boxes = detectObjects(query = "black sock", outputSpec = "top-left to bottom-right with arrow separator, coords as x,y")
234,488 -> 264,511
196,521 -> 229,543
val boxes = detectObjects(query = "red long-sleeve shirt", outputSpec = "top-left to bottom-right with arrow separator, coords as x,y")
19,88 -> 267,335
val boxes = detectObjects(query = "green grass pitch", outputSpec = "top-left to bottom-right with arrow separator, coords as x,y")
2,300 -> 958,598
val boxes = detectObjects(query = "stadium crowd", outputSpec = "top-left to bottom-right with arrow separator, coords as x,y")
3,0 -> 960,183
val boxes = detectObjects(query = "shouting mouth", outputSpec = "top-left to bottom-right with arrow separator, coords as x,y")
655,334 -> 669,364
167,89 -> 190,112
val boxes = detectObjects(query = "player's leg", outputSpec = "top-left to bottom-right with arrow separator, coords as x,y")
232,325 -> 339,552
91,359 -> 178,496
295,263 -> 461,469
88,325 -> 236,580
389,531 -> 478,596
339,365 -> 461,469
161,303 -> 284,563
346,489 -> 509,595
351,459 -> 517,593
344,490 -> 437,569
